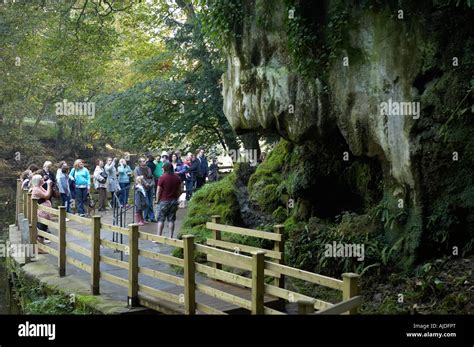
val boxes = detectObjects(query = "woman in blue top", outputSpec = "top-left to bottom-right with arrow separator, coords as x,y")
118,158 -> 133,207
69,159 -> 91,217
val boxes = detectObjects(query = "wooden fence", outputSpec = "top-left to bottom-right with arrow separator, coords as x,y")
16,180 -> 362,315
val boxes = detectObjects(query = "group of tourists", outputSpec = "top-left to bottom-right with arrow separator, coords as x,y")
19,148 -> 214,242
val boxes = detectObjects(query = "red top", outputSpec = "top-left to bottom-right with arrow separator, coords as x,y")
157,173 -> 181,201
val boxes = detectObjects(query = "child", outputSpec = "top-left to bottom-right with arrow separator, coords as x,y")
134,176 -> 147,226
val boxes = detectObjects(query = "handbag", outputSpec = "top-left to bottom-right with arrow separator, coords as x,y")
98,170 -> 108,183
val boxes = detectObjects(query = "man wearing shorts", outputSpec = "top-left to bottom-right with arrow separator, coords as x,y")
155,162 -> 182,238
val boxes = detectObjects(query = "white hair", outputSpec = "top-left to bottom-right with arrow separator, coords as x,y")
31,174 -> 43,188
43,161 -> 52,170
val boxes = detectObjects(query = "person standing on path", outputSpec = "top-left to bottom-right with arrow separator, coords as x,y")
105,157 -> 120,208
134,176 -> 147,226
93,159 -> 108,211
69,159 -> 90,217
118,158 -> 133,207
57,162 -> 72,213
134,157 -> 156,222
195,148 -> 208,190
155,162 -> 181,238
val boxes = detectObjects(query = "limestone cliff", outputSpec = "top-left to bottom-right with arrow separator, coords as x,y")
220,0 -> 474,265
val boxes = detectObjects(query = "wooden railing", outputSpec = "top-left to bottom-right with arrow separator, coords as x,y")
16,182 -> 362,315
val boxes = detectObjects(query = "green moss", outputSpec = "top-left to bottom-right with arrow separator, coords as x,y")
272,206 -> 288,223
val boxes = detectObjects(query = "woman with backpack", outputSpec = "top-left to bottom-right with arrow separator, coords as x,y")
94,159 -> 108,211
134,176 -> 147,226
105,157 -> 120,208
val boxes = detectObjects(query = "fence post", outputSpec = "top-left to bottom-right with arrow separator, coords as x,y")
22,191 -> 28,221
127,223 -> 139,307
251,250 -> 266,314
91,216 -> 101,295
273,224 -> 285,289
26,192 -> 32,224
297,299 -> 315,315
30,197 -> 38,246
342,273 -> 360,314
210,215 -> 222,271
58,206 -> 66,277
16,179 -> 21,226
183,235 -> 196,315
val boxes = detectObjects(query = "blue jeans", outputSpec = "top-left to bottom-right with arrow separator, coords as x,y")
185,178 -> 194,200
144,189 -> 155,221
119,182 -> 130,206
75,188 -> 87,215
60,193 -> 71,213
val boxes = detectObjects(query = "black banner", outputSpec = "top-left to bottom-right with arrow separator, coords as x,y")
0,314 -> 472,345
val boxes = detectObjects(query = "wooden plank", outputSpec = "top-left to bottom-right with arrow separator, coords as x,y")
264,261 -> 343,291
101,255 -> 128,270
37,243 -> 59,257
315,296 -> 362,315
264,284 -> 334,311
139,249 -> 184,267
30,197 -> 37,243
210,215 -> 222,271
101,239 -> 128,252
128,224 -> 139,306
206,238 -> 281,260
195,283 -> 252,311
251,251 -> 265,314
37,230 -> 59,243
207,255 -> 280,279
101,272 -> 128,288
91,216 -> 101,294
66,255 -> 91,273
138,231 -> 184,248
66,212 -> 91,225
195,243 -> 253,268
37,217 -> 59,229
15,180 -> 21,225
206,222 -> 282,241
183,235 -> 196,314
66,242 -> 90,257
264,307 -> 286,315
37,204 -> 59,215
139,267 -> 184,286
196,302 -> 228,315
138,284 -> 181,305
66,227 -> 90,241
101,222 -> 129,235
58,206 -> 66,277
342,273 -> 360,314
298,300 -> 315,315
195,263 -> 252,288
273,224 -> 285,289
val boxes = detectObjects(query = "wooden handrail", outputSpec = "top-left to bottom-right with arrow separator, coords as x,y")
315,296 -> 363,315
206,222 -> 282,241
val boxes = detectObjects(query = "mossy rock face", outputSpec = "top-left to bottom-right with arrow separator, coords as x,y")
181,171 -> 241,243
